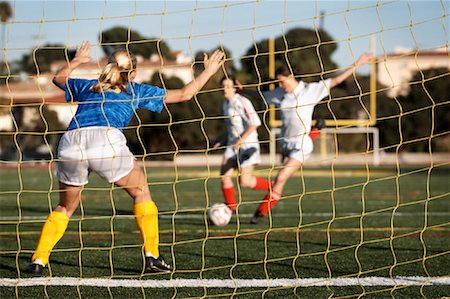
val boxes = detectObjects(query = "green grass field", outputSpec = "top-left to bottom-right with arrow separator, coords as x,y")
0,164 -> 449,298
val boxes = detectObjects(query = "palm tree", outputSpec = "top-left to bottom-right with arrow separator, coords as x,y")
0,1 -> 12,55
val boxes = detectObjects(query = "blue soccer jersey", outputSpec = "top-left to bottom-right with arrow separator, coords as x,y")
65,79 -> 166,131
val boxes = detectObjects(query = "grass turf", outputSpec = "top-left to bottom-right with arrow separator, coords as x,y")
0,164 -> 449,298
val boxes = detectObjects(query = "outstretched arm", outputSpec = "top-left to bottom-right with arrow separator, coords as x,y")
53,41 -> 92,90
165,50 -> 224,103
329,53 -> 374,89
236,81 -> 285,106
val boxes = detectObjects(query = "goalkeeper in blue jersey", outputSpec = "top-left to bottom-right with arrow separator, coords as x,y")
213,77 -> 272,212
249,53 -> 374,224
26,41 -> 224,275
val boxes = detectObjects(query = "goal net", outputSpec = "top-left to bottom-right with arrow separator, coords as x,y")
0,0 -> 449,298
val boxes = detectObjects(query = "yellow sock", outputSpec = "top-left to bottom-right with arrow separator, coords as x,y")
134,201 -> 159,258
32,211 -> 69,265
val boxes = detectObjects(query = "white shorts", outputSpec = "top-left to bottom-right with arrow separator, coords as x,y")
223,143 -> 261,168
280,136 -> 313,163
57,127 -> 135,186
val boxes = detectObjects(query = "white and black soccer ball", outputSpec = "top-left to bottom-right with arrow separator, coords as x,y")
207,203 -> 232,226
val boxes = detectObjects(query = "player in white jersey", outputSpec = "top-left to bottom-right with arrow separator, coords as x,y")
251,53 -> 374,224
214,77 -> 272,212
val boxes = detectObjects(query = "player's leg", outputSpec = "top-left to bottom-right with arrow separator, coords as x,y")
220,156 -> 237,211
54,183 -> 84,217
238,166 -> 272,191
114,162 -> 170,273
251,157 -> 302,224
27,127 -> 89,275
26,182 -> 82,274
238,164 -> 255,188
238,146 -> 271,190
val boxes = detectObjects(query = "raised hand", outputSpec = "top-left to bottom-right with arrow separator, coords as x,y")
73,41 -> 92,64
165,49 -> 224,103
329,52 -> 376,88
356,52 -> 375,66
203,50 -> 225,75
52,41 -> 92,90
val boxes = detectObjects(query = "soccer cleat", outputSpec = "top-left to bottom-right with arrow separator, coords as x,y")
250,210 -> 264,224
145,256 -> 172,273
25,262 -> 45,275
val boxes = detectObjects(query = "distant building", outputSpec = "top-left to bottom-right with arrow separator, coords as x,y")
51,51 -> 193,84
377,47 -> 450,97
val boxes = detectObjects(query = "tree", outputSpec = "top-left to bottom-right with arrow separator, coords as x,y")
241,27 -> 338,86
101,26 -> 173,60
20,44 -> 75,74
0,1 -> 12,85
0,1 -> 12,52
377,68 -> 450,152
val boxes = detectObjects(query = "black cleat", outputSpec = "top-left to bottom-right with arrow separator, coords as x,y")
145,256 -> 172,273
25,262 -> 45,275
250,211 -> 265,224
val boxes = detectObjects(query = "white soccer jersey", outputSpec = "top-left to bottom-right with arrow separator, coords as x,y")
280,79 -> 332,143
223,94 -> 261,147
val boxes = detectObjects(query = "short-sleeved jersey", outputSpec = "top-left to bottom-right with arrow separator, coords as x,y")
277,79 -> 331,143
65,79 -> 166,131
223,94 -> 261,146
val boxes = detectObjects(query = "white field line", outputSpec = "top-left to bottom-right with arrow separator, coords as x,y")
0,212 -> 449,221
1,277 -> 449,288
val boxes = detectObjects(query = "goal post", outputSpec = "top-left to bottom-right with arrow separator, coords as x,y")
268,126 -> 380,165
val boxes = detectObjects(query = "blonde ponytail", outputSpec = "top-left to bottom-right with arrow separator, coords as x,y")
92,50 -> 137,94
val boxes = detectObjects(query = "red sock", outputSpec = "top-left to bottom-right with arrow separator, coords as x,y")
221,185 -> 236,210
309,127 -> 320,142
258,191 -> 281,216
252,177 -> 272,191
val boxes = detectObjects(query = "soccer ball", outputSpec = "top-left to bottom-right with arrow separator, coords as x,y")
207,203 -> 232,226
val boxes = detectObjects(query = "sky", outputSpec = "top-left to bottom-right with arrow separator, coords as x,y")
2,0 -> 449,71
